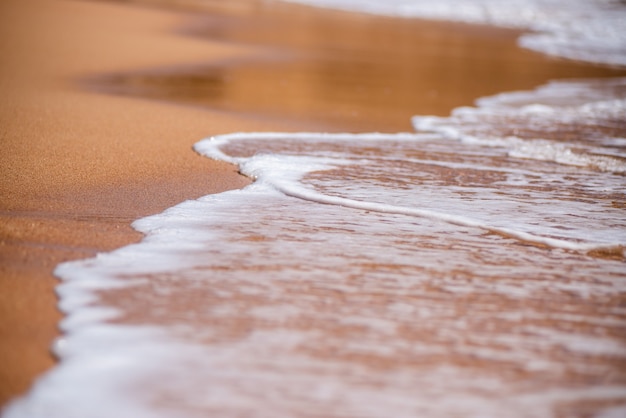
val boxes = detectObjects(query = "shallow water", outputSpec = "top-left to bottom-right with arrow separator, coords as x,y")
6,75 -> 626,417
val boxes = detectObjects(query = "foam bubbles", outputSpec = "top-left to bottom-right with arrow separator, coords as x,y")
413,77 -> 626,174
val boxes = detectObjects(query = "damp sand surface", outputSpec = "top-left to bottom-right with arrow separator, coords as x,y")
89,0 -> 624,131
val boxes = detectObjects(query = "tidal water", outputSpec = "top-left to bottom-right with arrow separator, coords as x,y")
5,77 -> 625,418
4,0 -> 626,417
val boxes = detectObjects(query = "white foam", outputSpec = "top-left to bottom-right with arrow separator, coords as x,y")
281,0 -> 626,66
196,129 -> 626,254
507,139 -> 626,173
7,149 -> 625,416
414,78 -> 626,174
4,326 -> 197,418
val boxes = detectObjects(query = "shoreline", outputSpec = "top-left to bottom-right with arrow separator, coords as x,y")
1,0 -> 286,404
86,1 -> 625,132
1,0 -> 624,408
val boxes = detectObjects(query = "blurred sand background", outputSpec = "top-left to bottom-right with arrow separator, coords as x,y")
1,0 -> 623,407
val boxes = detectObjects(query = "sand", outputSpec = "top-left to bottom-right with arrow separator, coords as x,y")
87,1 -> 624,132
1,0 -> 624,408
0,0 -> 285,404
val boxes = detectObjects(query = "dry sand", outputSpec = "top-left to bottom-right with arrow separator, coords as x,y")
1,0 -> 624,407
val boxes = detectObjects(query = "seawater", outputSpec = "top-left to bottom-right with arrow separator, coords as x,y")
6,79 -> 626,418
5,1 -> 626,418
282,0 -> 626,67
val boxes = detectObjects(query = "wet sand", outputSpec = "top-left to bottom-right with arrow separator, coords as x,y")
0,0 -> 276,404
1,0 -> 624,408
90,0 -> 624,132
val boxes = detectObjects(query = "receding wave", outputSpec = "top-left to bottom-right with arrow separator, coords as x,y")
12,77 -> 626,418
197,126 -> 626,254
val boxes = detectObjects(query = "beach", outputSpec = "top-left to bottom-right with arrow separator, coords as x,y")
1,0 -> 625,414
0,0 -> 267,403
